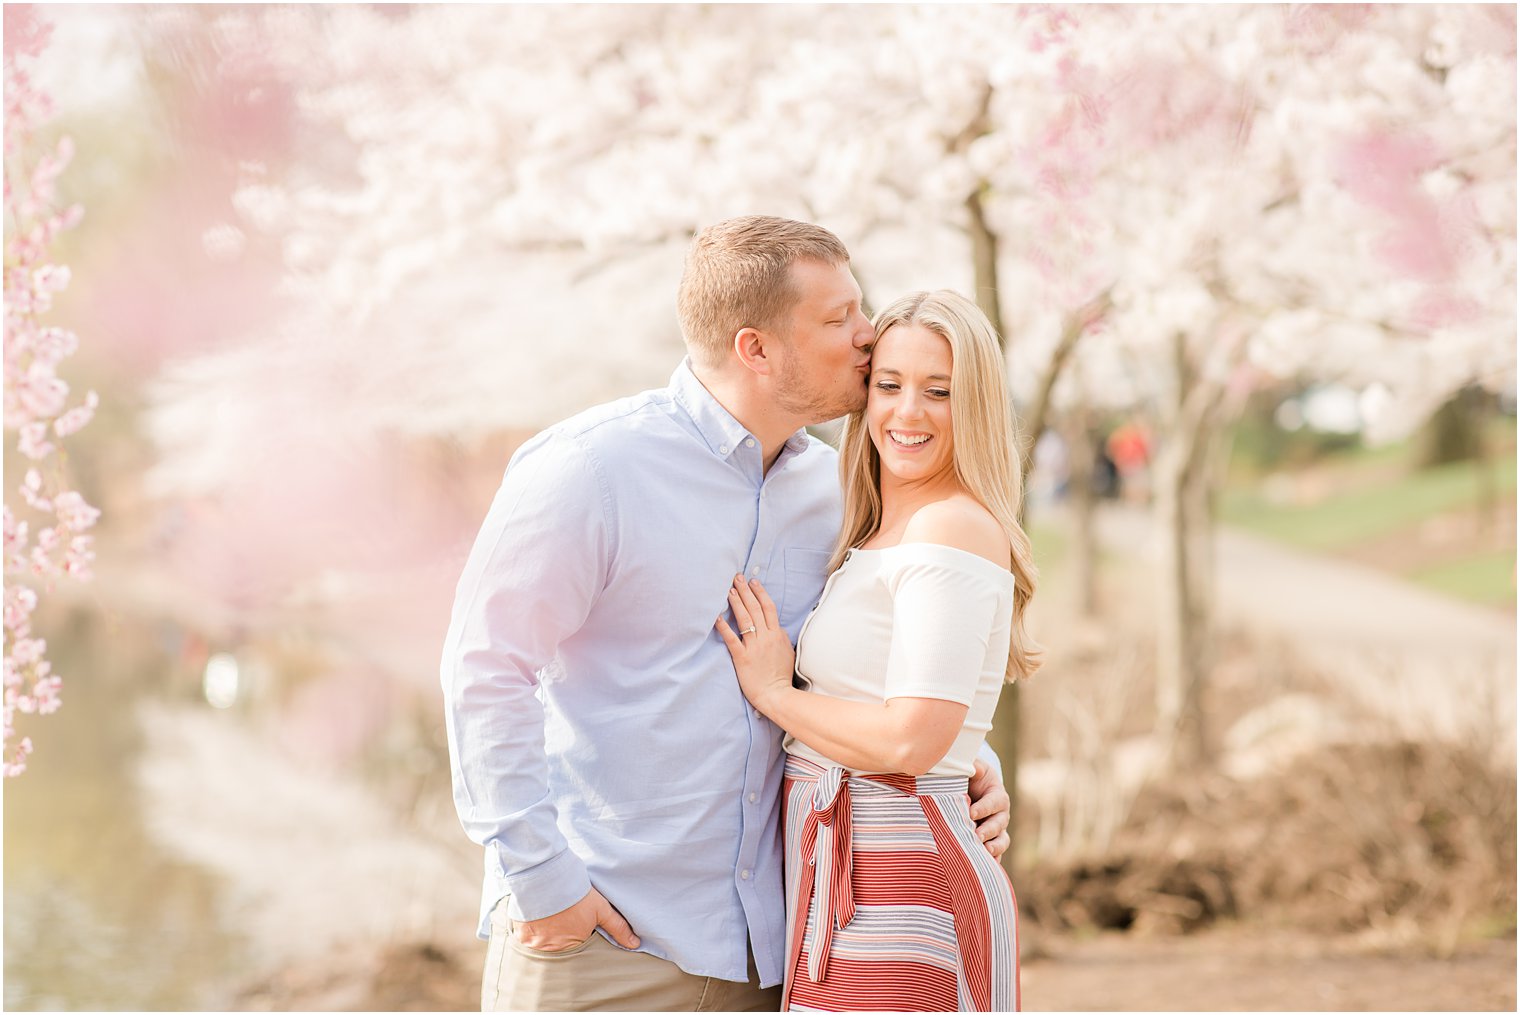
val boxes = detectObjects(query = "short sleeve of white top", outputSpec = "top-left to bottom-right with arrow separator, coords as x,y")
786,542 -> 1015,778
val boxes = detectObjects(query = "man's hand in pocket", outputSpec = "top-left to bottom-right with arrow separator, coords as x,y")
515,887 -> 639,952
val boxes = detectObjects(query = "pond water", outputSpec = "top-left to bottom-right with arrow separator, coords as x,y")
6,597 -> 483,1012
4,608 -> 247,1011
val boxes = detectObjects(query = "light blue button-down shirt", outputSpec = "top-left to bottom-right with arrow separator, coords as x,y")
441,360 -> 842,986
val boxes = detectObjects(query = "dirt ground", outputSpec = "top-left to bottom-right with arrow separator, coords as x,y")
243,927 -> 1516,1012
240,929 -> 1519,1012
1022,929 -> 1517,1012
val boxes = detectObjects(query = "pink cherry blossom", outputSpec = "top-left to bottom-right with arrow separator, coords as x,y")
4,737 -> 33,778
63,535 -> 94,578
20,470 -> 50,512
32,675 -> 61,714
10,637 -> 44,667
53,491 -> 101,531
3,10 -> 96,777
3,7 -> 53,62
17,421 -> 53,459
52,391 -> 96,437
3,585 -> 38,633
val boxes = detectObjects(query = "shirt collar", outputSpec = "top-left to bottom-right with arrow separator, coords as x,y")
669,358 -> 809,461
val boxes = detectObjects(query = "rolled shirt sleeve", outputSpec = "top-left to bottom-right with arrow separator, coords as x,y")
440,429 -> 611,924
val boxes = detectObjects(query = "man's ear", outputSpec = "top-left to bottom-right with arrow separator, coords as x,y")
733,326 -> 779,377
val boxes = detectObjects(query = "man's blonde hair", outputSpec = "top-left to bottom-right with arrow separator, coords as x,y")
677,216 -> 851,368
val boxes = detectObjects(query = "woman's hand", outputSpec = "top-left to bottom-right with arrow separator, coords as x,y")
715,575 -> 795,716
969,758 -> 1012,860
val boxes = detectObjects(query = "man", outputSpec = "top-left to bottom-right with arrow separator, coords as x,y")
442,216 -> 1011,1011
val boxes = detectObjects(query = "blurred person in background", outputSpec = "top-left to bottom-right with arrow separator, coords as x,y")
718,290 -> 1038,1012
441,217 -> 1012,1012
1107,419 -> 1152,504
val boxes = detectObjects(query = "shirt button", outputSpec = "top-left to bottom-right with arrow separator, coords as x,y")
753,707 -> 761,717
740,869 -> 751,880
750,566 -> 760,576
748,792 -> 757,803
719,444 -> 729,454
745,438 -> 755,448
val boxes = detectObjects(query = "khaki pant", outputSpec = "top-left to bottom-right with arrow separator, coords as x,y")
482,899 -> 782,1012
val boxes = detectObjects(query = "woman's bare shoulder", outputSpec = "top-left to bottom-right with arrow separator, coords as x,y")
900,495 -> 1010,568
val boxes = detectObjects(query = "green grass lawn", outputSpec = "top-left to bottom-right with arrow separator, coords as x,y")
1219,453 -> 1517,552
1409,549 -> 1517,608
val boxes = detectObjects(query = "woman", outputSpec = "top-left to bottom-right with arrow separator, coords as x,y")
716,289 -> 1041,1012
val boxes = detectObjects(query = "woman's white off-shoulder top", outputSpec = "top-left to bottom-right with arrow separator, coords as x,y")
786,542 -> 1015,777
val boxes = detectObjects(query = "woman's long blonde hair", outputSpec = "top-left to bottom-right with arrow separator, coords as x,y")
830,289 -> 1043,682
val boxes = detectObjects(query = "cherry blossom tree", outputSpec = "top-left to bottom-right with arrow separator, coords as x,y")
3,6 -> 99,776
1038,4 -> 1516,766
121,3 -> 1513,787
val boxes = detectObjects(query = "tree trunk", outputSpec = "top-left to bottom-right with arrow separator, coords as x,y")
1066,409 -> 1100,618
988,681 -> 1021,875
1153,334 -> 1208,769
992,367 -> 1023,871
1471,390 -> 1495,536
965,187 -> 1005,345
967,190 -> 1115,871
1154,447 -> 1208,768
964,192 -> 1022,869
1153,439 -> 1185,748
1022,290 -> 1114,465
1180,425 -> 1215,761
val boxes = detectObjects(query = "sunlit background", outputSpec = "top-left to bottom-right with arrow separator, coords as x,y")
4,5 -> 1515,1011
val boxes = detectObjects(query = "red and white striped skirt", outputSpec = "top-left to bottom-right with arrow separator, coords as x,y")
781,755 -> 1020,1012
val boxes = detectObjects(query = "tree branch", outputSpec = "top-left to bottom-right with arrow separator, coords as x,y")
1020,287 -> 1114,459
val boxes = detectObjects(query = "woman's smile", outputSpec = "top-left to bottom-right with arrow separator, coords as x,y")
868,322 -> 956,484
886,429 -> 933,450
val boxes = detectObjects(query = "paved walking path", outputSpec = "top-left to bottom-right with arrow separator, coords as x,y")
1090,502 -> 1516,757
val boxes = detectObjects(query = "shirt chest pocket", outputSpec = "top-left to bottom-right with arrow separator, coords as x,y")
779,548 -> 833,631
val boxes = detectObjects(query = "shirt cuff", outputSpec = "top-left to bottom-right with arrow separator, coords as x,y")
500,848 -> 592,922
976,739 -> 1003,783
